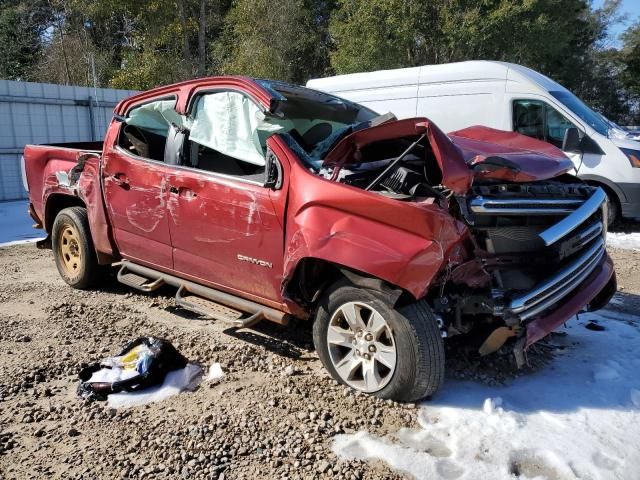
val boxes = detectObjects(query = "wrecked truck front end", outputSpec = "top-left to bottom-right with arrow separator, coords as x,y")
432,126 -> 617,358
298,118 -> 616,359
449,180 -> 615,358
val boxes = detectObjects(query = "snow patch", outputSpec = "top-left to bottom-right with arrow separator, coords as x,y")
107,363 -> 202,409
333,311 -> 640,480
606,232 -> 640,251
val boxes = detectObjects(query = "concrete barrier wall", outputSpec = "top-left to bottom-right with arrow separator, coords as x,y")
0,80 -> 137,201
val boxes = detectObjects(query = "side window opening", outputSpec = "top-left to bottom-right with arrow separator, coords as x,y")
513,100 -> 544,140
117,99 -> 181,162
513,99 -> 577,149
185,91 -> 268,182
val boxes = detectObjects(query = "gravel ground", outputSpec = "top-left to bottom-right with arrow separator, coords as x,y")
1,244 -> 638,479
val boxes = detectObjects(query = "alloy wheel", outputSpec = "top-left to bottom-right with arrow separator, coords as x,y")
326,301 -> 397,393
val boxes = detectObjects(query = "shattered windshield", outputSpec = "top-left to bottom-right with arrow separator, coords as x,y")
257,80 -> 379,165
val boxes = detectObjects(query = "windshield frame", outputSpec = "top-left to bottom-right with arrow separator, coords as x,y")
256,79 -> 380,162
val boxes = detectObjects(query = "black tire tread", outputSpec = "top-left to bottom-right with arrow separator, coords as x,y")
398,300 -> 445,401
313,280 -> 445,402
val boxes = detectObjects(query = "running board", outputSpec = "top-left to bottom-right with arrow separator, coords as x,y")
117,260 -> 288,327
117,265 -> 165,292
175,286 -> 264,328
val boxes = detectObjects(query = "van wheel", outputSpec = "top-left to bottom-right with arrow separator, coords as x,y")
52,207 -> 100,289
313,283 -> 445,402
604,191 -> 618,226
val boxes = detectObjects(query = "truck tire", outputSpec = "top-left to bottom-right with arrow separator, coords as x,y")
52,206 -> 101,289
313,283 -> 445,402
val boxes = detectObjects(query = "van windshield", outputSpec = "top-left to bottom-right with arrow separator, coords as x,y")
549,90 -> 609,136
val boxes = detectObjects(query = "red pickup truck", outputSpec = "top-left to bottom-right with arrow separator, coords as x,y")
22,77 -> 616,401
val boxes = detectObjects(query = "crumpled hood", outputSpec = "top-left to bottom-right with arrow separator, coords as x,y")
449,125 -> 575,183
322,117 -> 473,194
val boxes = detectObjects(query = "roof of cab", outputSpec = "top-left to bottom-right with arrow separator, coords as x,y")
113,76 -> 275,116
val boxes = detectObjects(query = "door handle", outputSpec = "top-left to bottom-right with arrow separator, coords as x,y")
112,172 -> 129,188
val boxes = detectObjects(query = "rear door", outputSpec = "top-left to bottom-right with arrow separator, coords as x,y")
166,90 -> 287,305
102,98 -> 179,269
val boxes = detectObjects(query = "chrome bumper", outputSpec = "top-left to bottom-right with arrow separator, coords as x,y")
471,187 -> 609,322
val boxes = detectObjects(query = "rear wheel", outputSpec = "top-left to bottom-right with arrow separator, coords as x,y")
313,283 -> 445,402
52,207 -> 100,289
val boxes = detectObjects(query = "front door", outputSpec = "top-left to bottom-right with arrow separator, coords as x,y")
102,99 -> 179,269
166,90 -> 287,304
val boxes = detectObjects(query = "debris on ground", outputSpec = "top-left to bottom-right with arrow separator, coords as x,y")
77,336 -> 192,403
585,321 -> 606,331
207,362 -> 225,384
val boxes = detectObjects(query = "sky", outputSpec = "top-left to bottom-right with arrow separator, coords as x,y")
593,0 -> 640,46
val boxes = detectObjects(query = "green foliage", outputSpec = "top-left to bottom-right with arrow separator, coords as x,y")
0,0 -> 638,122
216,0 -> 329,83
329,0 -> 419,73
620,21 -> 640,98
0,0 -> 52,80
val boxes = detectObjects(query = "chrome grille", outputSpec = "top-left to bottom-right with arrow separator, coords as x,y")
468,186 -> 608,322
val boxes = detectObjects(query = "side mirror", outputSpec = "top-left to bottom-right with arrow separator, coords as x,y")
562,127 -> 581,153
579,135 -> 605,155
264,150 -> 283,190
165,123 -> 186,165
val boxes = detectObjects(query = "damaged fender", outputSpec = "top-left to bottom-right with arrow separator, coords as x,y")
276,135 -> 471,299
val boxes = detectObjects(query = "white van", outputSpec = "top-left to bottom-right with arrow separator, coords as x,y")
307,61 -> 640,224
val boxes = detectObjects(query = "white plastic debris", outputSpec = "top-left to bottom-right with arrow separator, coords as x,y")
107,363 -> 202,409
207,363 -> 225,383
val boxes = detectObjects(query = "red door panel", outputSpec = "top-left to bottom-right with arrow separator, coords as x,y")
102,148 -> 174,269
166,169 -> 285,305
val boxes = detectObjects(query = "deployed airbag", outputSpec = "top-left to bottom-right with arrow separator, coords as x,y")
189,92 -> 270,166
126,100 -> 185,136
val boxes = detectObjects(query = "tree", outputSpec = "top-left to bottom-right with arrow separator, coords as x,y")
329,0 -> 601,76
620,21 -> 640,98
216,0 -> 330,83
0,0 -> 53,80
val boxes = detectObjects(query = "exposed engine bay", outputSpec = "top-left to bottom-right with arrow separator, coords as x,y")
312,128 -> 610,361
317,135 -> 447,201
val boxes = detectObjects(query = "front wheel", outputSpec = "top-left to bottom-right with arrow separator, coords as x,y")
604,190 -> 619,226
52,206 -> 101,289
313,283 -> 445,402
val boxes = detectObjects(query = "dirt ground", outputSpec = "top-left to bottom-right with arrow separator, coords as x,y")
0,244 -> 638,480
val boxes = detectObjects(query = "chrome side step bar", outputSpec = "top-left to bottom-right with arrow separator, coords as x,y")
118,265 -> 165,292
117,260 -> 288,326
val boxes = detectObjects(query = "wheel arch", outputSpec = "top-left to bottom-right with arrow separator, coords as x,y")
579,174 -> 624,209
283,257 -> 409,314
44,194 -> 86,233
